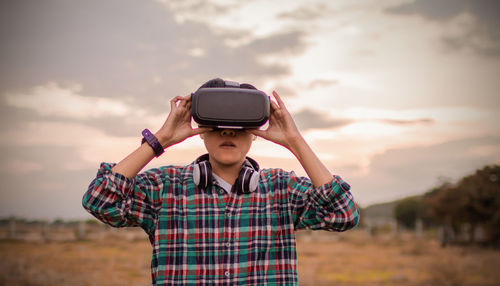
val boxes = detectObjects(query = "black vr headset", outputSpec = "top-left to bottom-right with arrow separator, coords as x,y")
191,79 -> 270,129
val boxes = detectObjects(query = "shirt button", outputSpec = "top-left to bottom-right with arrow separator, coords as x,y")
225,242 -> 230,247
219,190 -> 224,195
225,271 -> 230,277
226,213 -> 231,217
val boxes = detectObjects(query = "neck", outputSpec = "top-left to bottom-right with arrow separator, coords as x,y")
210,159 -> 243,185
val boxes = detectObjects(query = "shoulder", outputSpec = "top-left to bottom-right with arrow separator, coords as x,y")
260,168 -> 288,177
260,168 -> 314,190
260,168 -> 307,181
140,164 -> 194,182
259,168 -> 299,184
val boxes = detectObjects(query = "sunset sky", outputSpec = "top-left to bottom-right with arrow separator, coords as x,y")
1,0 -> 499,220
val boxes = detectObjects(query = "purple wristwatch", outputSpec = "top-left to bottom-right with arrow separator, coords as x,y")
141,129 -> 164,157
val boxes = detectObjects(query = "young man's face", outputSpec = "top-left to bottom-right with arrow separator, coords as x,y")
200,129 -> 254,168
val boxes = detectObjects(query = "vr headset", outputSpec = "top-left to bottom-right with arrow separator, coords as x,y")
191,81 -> 270,129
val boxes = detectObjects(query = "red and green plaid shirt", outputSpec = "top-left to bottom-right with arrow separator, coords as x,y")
83,160 -> 359,285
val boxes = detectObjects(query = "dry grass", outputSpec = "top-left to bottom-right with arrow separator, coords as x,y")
0,239 -> 151,286
1,230 -> 499,285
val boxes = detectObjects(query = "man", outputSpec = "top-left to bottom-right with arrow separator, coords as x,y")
83,78 -> 359,285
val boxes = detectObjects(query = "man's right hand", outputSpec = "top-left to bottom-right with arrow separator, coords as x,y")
155,95 -> 210,148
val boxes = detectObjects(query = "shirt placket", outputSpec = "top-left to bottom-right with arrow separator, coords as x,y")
218,188 -> 241,283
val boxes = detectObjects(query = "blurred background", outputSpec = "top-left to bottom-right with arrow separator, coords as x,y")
0,0 -> 499,285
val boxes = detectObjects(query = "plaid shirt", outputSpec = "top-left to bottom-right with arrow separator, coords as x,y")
83,160 -> 359,285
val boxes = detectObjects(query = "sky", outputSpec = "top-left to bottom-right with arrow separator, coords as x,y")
0,0 -> 499,220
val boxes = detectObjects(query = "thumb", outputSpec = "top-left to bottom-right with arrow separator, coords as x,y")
247,128 -> 266,139
192,127 -> 211,136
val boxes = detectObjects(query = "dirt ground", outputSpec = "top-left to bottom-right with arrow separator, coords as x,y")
1,230 -> 499,286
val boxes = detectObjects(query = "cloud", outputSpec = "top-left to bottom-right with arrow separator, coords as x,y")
387,0 -> 467,20
290,109 -> 434,137
0,167 -> 95,220
277,4 -> 329,21
1,0 -> 497,220
386,0 -> 500,56
0,144 -> 96,219
0,0 -> 313,141
292,108 -> 351,131
273,85 -> 298,97
0,143 -> 209,220
349,136 -> 500,205
1,81 -> 169,138
155,0 -> 239,23
308,79 -> 339,89
0,0 -> 309,114
378,118 -> 434,126
0,159 -> 43,175
0,121 -> 140,165
246,31 -> 307,55
4,82 -> 134,119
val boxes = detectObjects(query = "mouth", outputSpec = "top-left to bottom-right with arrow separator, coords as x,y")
219,141 -> 236,148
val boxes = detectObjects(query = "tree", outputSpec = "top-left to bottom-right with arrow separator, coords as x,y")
394,196 -> 423,229
462,165 -> 500,244
425,165 -> 500,246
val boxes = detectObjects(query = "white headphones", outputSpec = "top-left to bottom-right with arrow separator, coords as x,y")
192,154 -> 260,194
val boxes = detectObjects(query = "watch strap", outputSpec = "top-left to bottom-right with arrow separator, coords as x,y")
141,129 -> 164,157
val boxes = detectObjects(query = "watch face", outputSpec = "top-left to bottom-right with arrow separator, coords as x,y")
191,88 -> 270,128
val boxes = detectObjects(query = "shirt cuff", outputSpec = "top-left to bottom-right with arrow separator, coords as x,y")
96,162 -> 137,197
309,175 -> 352,207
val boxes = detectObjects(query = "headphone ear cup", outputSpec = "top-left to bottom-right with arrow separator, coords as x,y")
237,167 -> 260,194
193,163 -> 201,186
248,171 -> 260,193
193,160 -> 212,189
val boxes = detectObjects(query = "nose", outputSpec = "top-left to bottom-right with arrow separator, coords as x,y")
220,129 -> 236,137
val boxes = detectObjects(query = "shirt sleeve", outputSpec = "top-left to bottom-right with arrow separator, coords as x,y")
286,170 -> 360,232
82,162 -> 165,236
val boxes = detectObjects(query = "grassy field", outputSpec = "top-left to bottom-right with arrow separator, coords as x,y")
1,230 -> 499,286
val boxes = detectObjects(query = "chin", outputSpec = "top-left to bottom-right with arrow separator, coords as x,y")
211,150 -> 245,166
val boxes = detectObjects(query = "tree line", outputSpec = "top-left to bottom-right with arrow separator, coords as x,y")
393,164 -> 500,246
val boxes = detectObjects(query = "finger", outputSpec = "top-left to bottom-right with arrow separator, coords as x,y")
179,97 -> 190,108
270,100 -> 280,112
272,91 -> 287,110
170,96 -> 183,103
270,107 -> 283,121
248,129 -> 275,143
182,110 -> 192,120
182,95 -> 193,108
192,127 -> 211,135
170,97 -> 180,110
170,96 -> 183,109
269,112 -> 278,122
247,128 -> 265,138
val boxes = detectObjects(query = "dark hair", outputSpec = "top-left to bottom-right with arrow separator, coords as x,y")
198,78 -> 257,90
